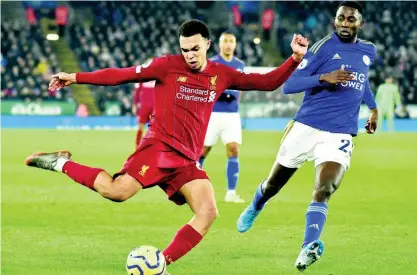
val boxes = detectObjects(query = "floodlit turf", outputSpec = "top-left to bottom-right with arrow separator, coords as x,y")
2,129 -> 417,275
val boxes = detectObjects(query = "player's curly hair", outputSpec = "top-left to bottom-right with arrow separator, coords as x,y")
178,19 -> 210,40
339,1 -> 364,15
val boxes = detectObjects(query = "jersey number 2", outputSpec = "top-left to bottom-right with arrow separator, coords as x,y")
338,139 -> 352,156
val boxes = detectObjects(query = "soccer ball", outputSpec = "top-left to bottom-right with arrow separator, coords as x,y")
126,245 -> 167,275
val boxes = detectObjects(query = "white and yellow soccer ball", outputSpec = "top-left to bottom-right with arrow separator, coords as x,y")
126,246 -> 167,275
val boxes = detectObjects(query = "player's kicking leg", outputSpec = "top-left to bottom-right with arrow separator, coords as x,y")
237,162 -> 297,232
162,179 -> 218,265
238,120 -> 301,232
294,161 -> 345,271
25,151 -> 141,202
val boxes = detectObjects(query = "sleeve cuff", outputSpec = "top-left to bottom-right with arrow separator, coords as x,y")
75,72 -> 81,83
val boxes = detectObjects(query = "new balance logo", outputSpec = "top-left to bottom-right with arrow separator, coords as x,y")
177,76 -> 187,82
308,224 -> 320,230
332,53 -> 341,60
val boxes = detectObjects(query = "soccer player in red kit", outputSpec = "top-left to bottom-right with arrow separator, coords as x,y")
132,68 -> 155,147
25,20 -> 309,270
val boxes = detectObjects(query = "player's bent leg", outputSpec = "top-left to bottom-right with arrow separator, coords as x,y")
238,120 -> 309,232
313,161 -> 345,203
94,172 -> 142,202
225,142 -> 239,158
225,142 -> 244,203
25,150 -> 141,202
295,161 -> 345,271
198,146 -> 212,167
163,179 -> 217,265
237,162 -> 297,233
263,162 -> 298,202
180,179 -> 218,236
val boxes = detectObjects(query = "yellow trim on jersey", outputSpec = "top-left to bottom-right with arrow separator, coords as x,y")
280,120 -> 296,145
309,34 -> 333,54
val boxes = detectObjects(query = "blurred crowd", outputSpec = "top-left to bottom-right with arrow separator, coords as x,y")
1,20 -> 72,101
1,1 -> 416,117
68,1 -> 263,114
69,1 -> 198,114
71,1 -> 263,71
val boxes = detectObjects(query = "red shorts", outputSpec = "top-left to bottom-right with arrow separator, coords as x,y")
114,138 -> 209,205
137,105 -> 153,124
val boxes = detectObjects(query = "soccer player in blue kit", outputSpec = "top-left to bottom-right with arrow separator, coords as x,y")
199,31 -> 246,203
237,1 -> 379,271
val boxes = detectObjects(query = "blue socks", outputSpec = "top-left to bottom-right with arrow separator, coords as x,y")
251,183 -> 329,247
199,156 -> 240,192
200,156 -> 240,192
251,181 -> 269,210
302,202 -> 328,247
226,157 -> 239,191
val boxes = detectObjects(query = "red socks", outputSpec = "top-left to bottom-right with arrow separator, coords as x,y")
62,161 -> 203,265
135,129 -> 143,147
62,161 -> 104,190
163,224 -> 203,265
62,162 -> 203,264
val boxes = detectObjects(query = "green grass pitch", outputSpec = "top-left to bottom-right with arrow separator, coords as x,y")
2,129 -> 417,275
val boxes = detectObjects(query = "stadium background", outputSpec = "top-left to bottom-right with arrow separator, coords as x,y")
2,1 -> 417,275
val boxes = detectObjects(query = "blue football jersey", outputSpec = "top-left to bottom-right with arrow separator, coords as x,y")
282,32 -> 377,135
210,54 -> 245,113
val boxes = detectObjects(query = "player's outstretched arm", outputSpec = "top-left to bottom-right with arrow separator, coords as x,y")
227,34 -> 308,91
49,57 -> 168,91
282,64 -> 354,94
48,67 -> 139,91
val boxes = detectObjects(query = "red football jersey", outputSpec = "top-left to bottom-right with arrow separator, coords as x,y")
77,54 -> 299,160
132,55 -> 299,160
